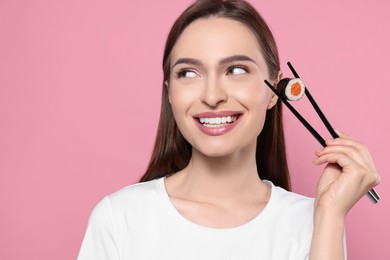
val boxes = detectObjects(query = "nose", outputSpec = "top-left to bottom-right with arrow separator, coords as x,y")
200,77 -> 228,107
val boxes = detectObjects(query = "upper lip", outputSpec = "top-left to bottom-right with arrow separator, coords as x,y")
193,111 -> 243,118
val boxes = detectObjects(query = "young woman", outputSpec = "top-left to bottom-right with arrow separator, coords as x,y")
78,0 -> 380,259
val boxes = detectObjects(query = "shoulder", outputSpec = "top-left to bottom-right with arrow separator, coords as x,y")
89,178 -> 164,222
257,182 -> 315,258
107,178 -> 163,212
265,181 -> 314,227
78,179 -> 164,259
109,178 -> 161,202
273,185 -> 314,210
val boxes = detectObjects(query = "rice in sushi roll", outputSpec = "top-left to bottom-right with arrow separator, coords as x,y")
277,78 -> 306,101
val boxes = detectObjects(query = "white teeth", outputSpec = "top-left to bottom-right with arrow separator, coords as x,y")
198,116 -> 238,126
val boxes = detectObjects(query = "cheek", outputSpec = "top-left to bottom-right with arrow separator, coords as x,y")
169,78 -> 206,107
233,84 -> 271,110
168,85 -> 199,126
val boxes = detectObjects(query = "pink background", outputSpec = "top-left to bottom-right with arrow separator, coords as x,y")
1,0 -> 389,259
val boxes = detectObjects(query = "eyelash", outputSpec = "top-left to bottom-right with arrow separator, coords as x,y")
226,64 -> 250,75
174,64 -> 250,78
175,69 -> 196,78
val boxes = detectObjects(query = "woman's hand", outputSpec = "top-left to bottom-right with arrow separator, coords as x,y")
313,131 -> 381,217
309,131 -> 381,259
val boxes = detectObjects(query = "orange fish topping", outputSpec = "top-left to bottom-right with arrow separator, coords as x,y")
291,82 -> 302,96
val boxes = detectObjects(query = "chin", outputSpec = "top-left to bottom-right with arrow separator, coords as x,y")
198,149 -> 235,158
192,139 -> 254,159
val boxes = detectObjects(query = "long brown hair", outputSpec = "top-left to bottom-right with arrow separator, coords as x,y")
140,0 -> 290,190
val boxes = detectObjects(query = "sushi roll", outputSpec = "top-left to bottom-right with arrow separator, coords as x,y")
277,78 -> 306,101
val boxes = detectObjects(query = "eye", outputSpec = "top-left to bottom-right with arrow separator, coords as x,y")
176,69 -> 198,78
227,65 -> 249,75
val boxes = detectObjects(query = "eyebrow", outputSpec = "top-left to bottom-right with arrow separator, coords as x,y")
172,55 -> 257,68
219,55 -> 257,65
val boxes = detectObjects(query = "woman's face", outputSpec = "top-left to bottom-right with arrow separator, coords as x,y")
168,18 -> 278,158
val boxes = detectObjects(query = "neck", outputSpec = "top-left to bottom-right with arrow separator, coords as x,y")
171,143 -> 267,204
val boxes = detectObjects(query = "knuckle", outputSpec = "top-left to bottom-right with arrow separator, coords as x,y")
356,166 -> 367,178
356,143 -> 367,153
365,171 -> 381,187
374,174 -> 381,185
345,145 -> 358,156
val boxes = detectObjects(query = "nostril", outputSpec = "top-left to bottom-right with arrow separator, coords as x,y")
201,81 -> 228,107
201,94 -> 228,107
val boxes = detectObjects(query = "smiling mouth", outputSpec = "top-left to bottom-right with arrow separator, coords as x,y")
197,115 -> 240,127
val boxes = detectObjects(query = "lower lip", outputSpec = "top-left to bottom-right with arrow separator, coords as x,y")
194,116 -> 242,136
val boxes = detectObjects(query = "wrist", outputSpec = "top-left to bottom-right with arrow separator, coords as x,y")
314,196 -> 349,220
313,205 -> 346,229
310,205 -> 346,260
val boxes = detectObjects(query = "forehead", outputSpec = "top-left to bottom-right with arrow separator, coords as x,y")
171,17 -> 264,64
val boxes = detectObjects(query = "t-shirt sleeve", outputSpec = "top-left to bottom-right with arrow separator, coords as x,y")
77,196 -> 121,260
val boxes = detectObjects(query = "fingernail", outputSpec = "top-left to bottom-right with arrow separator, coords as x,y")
326,139 -> 336,144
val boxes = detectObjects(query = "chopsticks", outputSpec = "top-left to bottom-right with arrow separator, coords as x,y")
264,62 -> 380,204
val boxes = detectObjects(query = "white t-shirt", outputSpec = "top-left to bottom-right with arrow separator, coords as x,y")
78,177 -> 314,260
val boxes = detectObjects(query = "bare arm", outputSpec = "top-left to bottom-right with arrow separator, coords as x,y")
308,131 -> 380,259
309,205 -> 345,259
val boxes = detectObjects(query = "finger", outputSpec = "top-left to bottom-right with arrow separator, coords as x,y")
324,138 -> 373,163
314,152 -> 380,188
325,136 -> 364,148
314,151 -> 358,169
334,129 -> 352,139
316,134 -> 381,187
316,144 -> 369,166
325,135 -> 372,165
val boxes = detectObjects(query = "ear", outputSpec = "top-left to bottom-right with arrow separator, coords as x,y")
267,92 -> 278,109
165,80 -> 171,104
267,71 -> 283,109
